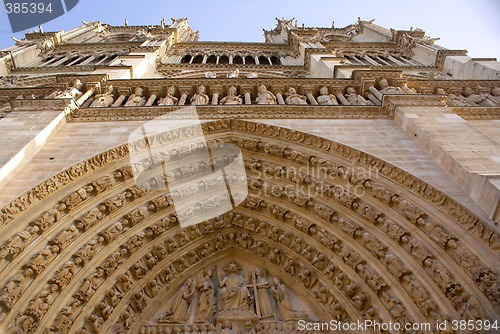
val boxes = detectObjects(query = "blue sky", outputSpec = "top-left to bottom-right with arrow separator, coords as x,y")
0,0 -> 499,58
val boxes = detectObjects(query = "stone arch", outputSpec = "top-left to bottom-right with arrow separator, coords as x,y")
0,120 -> 498,334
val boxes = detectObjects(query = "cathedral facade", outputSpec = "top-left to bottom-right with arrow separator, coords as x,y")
0,18 -> 499,333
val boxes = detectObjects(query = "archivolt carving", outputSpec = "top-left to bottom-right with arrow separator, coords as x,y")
0,120 -> 498,333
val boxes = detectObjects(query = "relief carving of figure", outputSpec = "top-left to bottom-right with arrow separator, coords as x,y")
45,79 -> 83,100
197,268 -> 215,322
317,86 -> 338,105
0,226 -> 39,259
345,87 -> 371,105
219,263 -> 251,310
90,85 -> 114,108
271,277 -> 303,320
378,78 -> 402,95
191,85 -> 209,105
255,85 -> 276,105
124,87 -> 146,107
285,87 -> 307,105
158,86 -> 179,106
253,268 -> 274,318
165,277 -> 196,322
220,86 -> 242,105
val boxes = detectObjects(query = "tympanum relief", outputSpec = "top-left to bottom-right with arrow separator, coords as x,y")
143,261 -> 311,334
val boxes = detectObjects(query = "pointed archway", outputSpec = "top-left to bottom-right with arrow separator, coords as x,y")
0,120 -> 498,334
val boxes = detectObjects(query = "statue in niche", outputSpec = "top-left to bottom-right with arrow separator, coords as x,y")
218,263 -> 252,311
227,68 -> 239,78
90,85 -> 114,108
345,87 -> 371,105
124,87 -> 146,107
485,87 -> 500,106
462,87 -> 496,106
285,87 -> 308,105
377,78 -> 402,95
158,86 -> 179,106
271,277 -> 304,320
197,268 -> 215,322
253,268 -> 274,318
164,277 -> 197,322
220,86 -> 242,105
255,85 -> 277,104
317,86 -> 338,105
191,85 -> 209,105
45,79 -> 84,100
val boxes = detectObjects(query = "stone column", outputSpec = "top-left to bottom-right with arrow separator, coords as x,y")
306,93 -> 318,105
211,93 -> 219,105
76,89 -> 94,106
276,93 -> 285,105
112,95 -> 126,107
80,98 -> 94,109
145,95 -> 157,106
368,86 -> 383,101
367,94 -> 381,105
244,93 -> 252,105
177,87 -> 191,106
336,94 -> 349,105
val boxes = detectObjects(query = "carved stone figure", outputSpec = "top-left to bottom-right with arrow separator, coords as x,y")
124,87 -> 146,107
285,87 -> 307,105
219,263 -> 251,310
191,85 -> 209,105
197,268 -> 215,322
158,86 -> 179,106
317,86 -> 338,105
220,86 -> 242,105
0,226 -> 39,259
46,79 -> 83,100
345,87 -> 371,105
462,87 -> 495,107
90,85 -> 114,108
378,78 -> 402,95
271,277 -> 302,320
167,277 -> 196,322
253,268 -> 274,318
256,85 -> 277,104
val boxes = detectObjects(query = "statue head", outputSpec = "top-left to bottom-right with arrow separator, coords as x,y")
134,87 -> 144,96
105,85 -> 114,94
320,86 -> 329,95
435,87 -> 446,95
258,84 -> 267,93
73,79 -> 83,90
346,87 -> 357,95
167,86 -> 175,95
204,268 -> 213,277
378,78 -> 389,89
228,262 -> 237,273
462,87 -> 475,96
223,320 -> 232,329
227,86 -> 237,95
197,85 -> 206,94
287,87 -> 297,95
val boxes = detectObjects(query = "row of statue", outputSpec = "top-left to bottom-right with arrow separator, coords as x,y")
35,77 -> 500,108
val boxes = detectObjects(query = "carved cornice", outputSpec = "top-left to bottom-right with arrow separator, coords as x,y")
451,107 -> 500,120
69,105 -> 385,122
